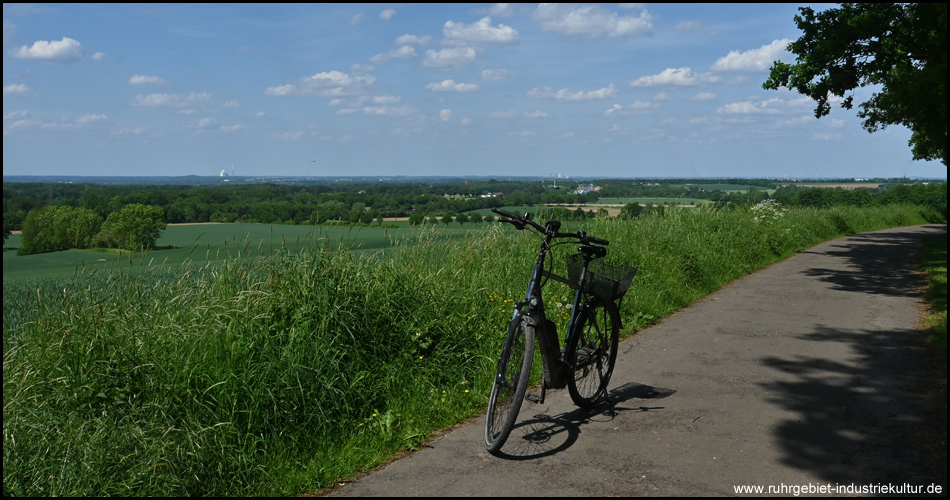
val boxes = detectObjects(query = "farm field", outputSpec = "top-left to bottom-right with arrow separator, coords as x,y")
595,197 -> 708,206
2,222 -> 472,282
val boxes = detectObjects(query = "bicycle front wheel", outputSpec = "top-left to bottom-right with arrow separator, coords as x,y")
485,314 -> 535,454
567,299 -> 620,408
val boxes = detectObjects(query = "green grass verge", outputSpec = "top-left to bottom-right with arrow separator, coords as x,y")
3,203 -> 942,496
921,234 -> 948,351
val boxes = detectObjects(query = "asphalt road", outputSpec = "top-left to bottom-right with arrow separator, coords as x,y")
327,224 -> 947,497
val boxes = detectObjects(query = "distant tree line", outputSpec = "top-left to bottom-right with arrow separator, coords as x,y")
3,179 -> 945,251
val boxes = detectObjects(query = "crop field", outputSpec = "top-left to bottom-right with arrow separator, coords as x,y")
595,197 -> 708,206
2,222 -> 471,282
670,183 -> 772,193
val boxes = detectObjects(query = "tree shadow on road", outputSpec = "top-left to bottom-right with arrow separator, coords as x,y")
760,324 -> 946,489
801,225 -> 946,296
493,383 -> 675,460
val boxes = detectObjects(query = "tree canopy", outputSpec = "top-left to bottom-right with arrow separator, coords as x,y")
763,3 -> 947,165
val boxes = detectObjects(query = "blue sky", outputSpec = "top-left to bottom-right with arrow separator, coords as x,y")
2,3 -> 944,180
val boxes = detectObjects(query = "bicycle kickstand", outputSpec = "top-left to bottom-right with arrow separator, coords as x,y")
525,381 -> 546,404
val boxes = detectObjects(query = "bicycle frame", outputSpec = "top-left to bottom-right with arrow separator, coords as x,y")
511,225 -> 603,403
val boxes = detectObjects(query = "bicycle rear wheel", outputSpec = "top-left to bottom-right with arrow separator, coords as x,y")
485,314 -> 535,453
567,299 -> 620,408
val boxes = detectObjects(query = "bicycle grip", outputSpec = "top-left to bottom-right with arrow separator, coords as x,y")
491,207 -> 519,220
588,235 -> 609,245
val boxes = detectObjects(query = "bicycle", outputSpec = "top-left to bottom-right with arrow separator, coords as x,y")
484,208 -> 637,454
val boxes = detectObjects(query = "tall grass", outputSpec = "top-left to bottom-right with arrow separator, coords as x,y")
3,203 -> 940,496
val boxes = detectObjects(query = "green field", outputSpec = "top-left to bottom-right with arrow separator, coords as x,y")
670,183 -> 774,193
2,222 -> 473,282
595,197 -> 708,206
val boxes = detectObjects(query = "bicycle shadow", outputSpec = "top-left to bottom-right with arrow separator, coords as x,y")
492,382 -> 675,460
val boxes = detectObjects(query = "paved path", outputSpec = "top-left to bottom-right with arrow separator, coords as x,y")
328,224 -> 947,496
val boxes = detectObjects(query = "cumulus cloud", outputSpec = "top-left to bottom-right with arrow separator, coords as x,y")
129,74 -> 167,86
527,84 -> 618,101
425,79 -> 480,92
443,17 -> 519,45
533,4 -> 652,38
394,34 -> 432,45
370,45 -> 417,63
380,9 -> 396,20
3,83 -> 32,96
716,99 -> 782,115
91,51 -> 105,61
11,37 -> 84,62
423,47 -> 477,68
711,39 -> 792,72
693,92 -> 717,101
629,67 -> 717,86
265,70 -> 376,97
440,109 -> 455,121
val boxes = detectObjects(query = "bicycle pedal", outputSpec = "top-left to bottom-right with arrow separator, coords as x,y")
525,392 -> 544,403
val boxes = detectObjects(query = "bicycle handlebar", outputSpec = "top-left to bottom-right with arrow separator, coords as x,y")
491,207 -> 609,246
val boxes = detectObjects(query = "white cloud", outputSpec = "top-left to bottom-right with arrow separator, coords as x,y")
380,9 -> 396,21
527,84 -> 618,101
129,74 -> 167,86
222,100 -> 239,108
3,83 -> 31,96
716,100 -> 780,115
653,92 -> 672,101
112,127 -> 146,136
11,37 -> 84,62
440,109 -> 455,122
131,92 -> 213,107
629,67 -> 717,87
373,95 -> 402,104
3,109 -> 29,120
219,124 -> 245,132
350,13 -> 362,26
91,51 -> 104,61
342,105 -> 415,117
423,47 -> 477,68
533,4 -> 652,38
711,39 -> 792,72
370,45 -> 417,63
426,79 -> 480,92
75,114 -> 107,124
693,92 -> 717,101
481,68 -> 508,80
604,101 -> 657,116
394,34 -> 432,45
266,70 -> 376,97
264,84 -> 296,97
443,17 -> 519,45
525,110 -> 549,118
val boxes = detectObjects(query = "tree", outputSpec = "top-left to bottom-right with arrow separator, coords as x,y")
18,205 -> 103,255
94,204 -> 167,251
763,3 -> 947,165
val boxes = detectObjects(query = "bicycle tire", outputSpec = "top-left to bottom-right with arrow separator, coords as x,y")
566,299 -> 620,408
485,314 -> 535,453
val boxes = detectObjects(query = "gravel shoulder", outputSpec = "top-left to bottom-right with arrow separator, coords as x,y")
325,224 -> 947,497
